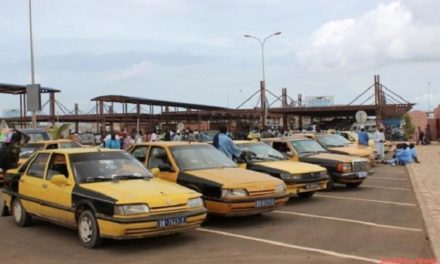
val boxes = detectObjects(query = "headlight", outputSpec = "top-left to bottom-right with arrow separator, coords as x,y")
337,162 -> 352,173
280,172 -> 302,181
222,189 -> 248,198
114,204 -> 150,215
275,183 -> 287,194
187,197 -> 204,208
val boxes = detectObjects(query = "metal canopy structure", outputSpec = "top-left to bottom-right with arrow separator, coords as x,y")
91,95 -> 229,111
0,83 -> 60,94
0,83 -> 60,127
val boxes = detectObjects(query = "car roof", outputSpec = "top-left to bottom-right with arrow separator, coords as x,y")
262,137 -> 313,142
133,141 -> 209,147
234,140 -> 264,144
37,147 -> 117,154
26,139 -> 75,144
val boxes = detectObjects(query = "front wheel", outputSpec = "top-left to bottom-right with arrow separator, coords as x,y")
12,198 -> 32,227
297,191 -> 315,199
346,182 -> 362,188
78,210 -> 102,248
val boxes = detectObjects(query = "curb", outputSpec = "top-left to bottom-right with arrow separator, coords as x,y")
406,164 -> 439,260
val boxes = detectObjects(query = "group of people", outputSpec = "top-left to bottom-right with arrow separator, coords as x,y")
357,127 -> 387,162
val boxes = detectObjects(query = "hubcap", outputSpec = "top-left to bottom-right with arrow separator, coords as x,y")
13,200 -> 22,223
79,216 -> 93,243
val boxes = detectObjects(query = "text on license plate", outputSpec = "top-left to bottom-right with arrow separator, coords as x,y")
357,171 -> 368,178
157,217 -> 186,228
255,199 -> 276,208
306,183 -> 320,189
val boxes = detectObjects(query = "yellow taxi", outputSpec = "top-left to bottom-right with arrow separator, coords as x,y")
127,142 -> 289,216
298,133 -> 374,161
234,141 -> 329,199
1,148 -> 207,248
18,139 -> 83,166
262,137 -> 373,190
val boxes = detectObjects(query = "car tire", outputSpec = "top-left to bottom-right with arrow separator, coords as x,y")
78,210 -> 102,248
346,182 -> 362,188
12,198 -> 32,227
297,191 -> 315,199
326,177 -> 334,191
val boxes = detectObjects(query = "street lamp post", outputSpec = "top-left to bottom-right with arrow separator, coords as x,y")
28,0 -> 37,128
244,32 -> 281,128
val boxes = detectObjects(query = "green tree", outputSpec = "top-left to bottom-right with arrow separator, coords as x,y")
49,124 -> 71,140
402,113 -> 415,140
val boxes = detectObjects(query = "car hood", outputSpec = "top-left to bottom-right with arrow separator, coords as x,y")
79,178 -> 200,206
303,152 -> 361,163
254,160 -> 326,174
185,167 -> 283,189
327,146 -> 373,157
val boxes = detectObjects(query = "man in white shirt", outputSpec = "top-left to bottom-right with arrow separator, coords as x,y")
150,130 -> 159,142
374,128 -> 385,162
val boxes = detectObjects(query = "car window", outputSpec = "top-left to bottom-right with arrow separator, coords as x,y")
47,154 -> 69,180
20,143 -> 44,158
46,144 -> 58,150
272,142 -> 290,153
171,145 -> 236,171
147,147 -> 171,169
27,153 -> 50,178
132,146 -> 149,163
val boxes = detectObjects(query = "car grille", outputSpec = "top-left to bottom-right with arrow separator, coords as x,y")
352,160 -> 367,172
150,203 -> 188,214
247,189 -> 276,197
301,172 -> 322,179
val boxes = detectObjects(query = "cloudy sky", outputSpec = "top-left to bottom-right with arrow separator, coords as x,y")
0,0 -> 439,115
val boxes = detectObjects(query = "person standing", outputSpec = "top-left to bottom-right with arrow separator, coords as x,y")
105,131 -> 121,149
150,129 -> 159,142
358,128 -> 369,146
0,130 -> 30,172
374,128 -> 385,162
213,126 -> 242,160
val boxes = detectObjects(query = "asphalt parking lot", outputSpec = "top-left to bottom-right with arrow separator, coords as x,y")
0,164 -> 434,264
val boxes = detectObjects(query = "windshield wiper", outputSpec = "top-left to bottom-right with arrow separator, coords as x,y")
112,174 -> 152,180
268,154 -> 285,160
82,176 -> 113,183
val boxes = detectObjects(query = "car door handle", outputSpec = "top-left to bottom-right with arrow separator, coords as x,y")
42,184 -> 48,189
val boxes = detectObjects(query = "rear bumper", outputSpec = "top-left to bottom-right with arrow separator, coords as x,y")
204,194 -> 289,217
97,208 -> 207,239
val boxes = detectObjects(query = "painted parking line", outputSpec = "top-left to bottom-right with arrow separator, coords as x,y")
367,177 -> 408,181
315,194 -> 417,207
198,228 -> 380,264
273,211 -> 423,232
362,185 -> 412,191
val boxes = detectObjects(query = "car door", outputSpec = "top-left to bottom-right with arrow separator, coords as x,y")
146,146 -> 178,182
19,153 -> 51,215
38,153 -> 75,225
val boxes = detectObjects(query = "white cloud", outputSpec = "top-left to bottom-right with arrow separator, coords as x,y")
107,61 -> 154,82
297,1 -> 440,71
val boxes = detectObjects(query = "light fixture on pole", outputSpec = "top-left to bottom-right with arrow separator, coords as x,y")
244,32 -> 281,128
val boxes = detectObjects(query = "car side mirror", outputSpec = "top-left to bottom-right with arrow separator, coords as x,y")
158,163 -> 174,172
50,174 -> 68,185
150,168 -> 160,177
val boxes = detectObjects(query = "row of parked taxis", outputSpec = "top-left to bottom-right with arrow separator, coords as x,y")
0,133 -> 374,248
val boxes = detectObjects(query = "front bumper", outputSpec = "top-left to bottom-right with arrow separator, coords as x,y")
330,170 -> 374,184
286,180 -> 328,194
204,193 -> 289,217
97,208 -> 207,239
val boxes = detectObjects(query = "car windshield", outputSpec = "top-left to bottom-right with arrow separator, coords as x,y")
236,142 -> 285,162
317,135 -> 350,148
26,132 -> 50,142
70,151 -> 153,183
20,143 -> 44,158
171,145 -> 237,171
291,140 -> 327,156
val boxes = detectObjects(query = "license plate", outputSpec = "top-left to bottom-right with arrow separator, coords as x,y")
255,199 -> 276,208
306,183 -> 320,190
357,171 -> 368,178
157,217 -> 186,228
